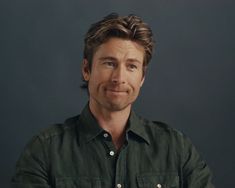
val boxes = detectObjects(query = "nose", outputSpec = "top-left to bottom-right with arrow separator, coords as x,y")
111,65 -> 126,84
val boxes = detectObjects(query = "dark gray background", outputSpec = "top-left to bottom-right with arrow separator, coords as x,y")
1,0 -> 234,187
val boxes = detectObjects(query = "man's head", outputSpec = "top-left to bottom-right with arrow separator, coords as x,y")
81,13 -> 154,89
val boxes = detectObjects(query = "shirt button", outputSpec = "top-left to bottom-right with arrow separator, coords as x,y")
109,151 -> 115,156
156,184 -> 162,188
103,133 -> 109,138
116,183 -> 122,188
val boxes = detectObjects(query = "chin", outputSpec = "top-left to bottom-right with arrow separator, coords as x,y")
105,102 -> 132,112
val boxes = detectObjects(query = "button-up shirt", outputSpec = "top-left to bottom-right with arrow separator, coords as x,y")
11,105 -> 214,187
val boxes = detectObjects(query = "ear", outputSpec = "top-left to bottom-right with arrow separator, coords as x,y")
140,66 -> 147,87
140,76 -> 145,87
82,59 -> 90,81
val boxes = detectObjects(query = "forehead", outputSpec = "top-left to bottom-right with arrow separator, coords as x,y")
93,38 -> 145,63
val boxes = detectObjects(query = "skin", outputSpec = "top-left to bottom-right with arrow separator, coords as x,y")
82,37 -> 146,150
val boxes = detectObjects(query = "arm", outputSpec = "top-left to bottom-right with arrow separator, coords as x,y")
11,136 -> 51,188
182,136 -> 215,188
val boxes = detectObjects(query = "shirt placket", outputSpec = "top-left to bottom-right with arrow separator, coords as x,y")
101,131 -> 128,188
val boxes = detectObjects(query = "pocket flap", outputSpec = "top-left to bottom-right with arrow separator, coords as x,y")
56,177 -> 101,188
137,173 -> 179,188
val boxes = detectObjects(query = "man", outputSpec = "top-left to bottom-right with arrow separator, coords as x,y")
11,13 -> 214,188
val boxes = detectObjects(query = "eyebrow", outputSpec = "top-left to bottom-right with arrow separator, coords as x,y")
127,58 -> 142,64
99,56 -> 142,64
99,56 -> 117,61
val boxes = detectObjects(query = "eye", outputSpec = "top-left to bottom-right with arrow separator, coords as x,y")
104,61 -> 116,68
128,64 -> 138,71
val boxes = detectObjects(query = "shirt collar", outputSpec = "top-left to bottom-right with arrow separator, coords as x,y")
77,104 -> 150,145
127,111 -> 150,145
77,104 -> 104,144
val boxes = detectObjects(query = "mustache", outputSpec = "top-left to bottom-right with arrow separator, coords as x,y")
104,85 -> 129,92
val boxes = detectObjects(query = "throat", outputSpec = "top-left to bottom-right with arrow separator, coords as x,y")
112,132 -> 126,151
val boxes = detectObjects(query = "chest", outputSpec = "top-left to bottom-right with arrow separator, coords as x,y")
49,138 -> 182,188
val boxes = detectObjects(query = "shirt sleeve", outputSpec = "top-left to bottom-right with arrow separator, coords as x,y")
11,136 -> 51,188
181,135 -> 215,188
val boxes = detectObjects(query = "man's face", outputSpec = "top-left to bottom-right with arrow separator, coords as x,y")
82,37 -> 145,112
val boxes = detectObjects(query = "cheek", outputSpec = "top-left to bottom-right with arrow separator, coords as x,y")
129,81 -> 143,94
130,75 -> 144,87
89,71 -> 109,88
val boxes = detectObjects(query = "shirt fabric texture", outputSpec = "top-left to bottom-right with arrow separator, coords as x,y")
11,105 -> 214,188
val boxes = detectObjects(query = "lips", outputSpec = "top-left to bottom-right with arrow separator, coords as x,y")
107,89 -> 126,92
105,87 -> 128,94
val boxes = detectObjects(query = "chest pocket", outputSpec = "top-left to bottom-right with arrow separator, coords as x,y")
137,173 -> 179,188
55,177 -> 102,188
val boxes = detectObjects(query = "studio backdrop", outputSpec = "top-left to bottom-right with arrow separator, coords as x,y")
0,0 -> 234,187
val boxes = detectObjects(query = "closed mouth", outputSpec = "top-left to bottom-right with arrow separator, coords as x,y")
105,88 -> 128,94
109,89 -> 126,92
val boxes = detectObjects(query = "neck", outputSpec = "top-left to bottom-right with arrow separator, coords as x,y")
89,101 -> 131,150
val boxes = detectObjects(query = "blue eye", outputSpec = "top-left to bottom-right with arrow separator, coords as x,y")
105,61 -> 115,67
128,64 -> 137,70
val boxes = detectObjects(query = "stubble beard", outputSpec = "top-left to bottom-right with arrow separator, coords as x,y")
95,96 -> 133,112
89,84 -> 140,112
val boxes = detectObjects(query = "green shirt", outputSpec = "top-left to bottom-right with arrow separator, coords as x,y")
11,105 -> 214,188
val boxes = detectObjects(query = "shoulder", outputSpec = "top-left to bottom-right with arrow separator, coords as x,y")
16,115 -> 80,165
35,115 -> 80,141
142,117 -> 184,137
139,116 -> 189,146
